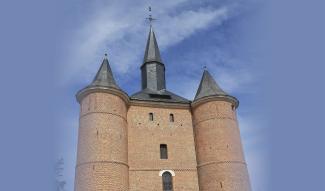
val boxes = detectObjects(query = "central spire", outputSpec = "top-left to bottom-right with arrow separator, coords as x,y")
130,8 -> 188,104
141,15 -> 166,91
130,7 -> 189,104
143,26 -> 163,64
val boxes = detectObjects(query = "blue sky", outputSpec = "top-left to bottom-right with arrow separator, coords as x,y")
55,0 -> 269,190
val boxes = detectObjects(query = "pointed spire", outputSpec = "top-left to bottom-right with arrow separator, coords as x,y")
90,54 -> 120,89
143,26 -> 162,64
194,70 -> 229,100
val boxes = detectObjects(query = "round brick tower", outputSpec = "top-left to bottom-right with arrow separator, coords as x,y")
192,70 -> 251,191
74,56 -> 129,191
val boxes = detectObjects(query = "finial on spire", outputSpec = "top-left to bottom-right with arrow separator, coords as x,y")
203,66 -> 207,70
104,53 -> 108,58
146,6 -> 156,26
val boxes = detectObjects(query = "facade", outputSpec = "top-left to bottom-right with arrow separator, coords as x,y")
74,26 -> 251,191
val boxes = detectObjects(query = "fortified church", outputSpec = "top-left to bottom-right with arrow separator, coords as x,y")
74,21 -> 251,191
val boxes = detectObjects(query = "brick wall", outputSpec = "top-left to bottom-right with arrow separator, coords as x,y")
74,91 -> 251,191
127,105 -> 200,191
192,100 -> 251,191
75,92 -> 129,191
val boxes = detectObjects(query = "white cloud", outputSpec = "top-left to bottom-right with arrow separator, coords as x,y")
157,7 -> 229,48
58,1 -> 232,86
215,68 -> 255,94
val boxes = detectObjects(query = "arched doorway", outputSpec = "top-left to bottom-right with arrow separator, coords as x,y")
162,171 -> 173,191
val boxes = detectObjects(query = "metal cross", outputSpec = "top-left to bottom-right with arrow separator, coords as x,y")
146,6 -> 156,26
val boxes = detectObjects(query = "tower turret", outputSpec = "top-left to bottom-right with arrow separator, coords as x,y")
192,70 -> 251,191
74,55 -> 129,191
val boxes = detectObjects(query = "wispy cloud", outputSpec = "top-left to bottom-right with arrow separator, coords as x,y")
157,7 -> 229,48
58,1 -> 236,86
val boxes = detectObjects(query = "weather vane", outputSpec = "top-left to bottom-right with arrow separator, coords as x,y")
146,6 -> 156,26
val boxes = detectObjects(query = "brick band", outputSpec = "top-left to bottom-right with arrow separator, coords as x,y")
129,168 -> 197,172
197,160 -> 247,168
76,160 -> 129,168
80,111 -> 127,122
194,116 -> 236,126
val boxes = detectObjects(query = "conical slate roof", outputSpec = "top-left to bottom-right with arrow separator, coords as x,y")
194,70 -> 229,100
143,26 -> 162,63
89,57 -> 120,89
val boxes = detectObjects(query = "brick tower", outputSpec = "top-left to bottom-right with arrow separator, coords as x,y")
74,24 -> 251,191
75,55 -> 129,191
192,70 -> 251,191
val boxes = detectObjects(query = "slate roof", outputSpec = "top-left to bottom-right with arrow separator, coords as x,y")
88,57 -> 120,90
194,70 -> 229,100
130,26 -> 189,104
143,26 -> 163,64
131,88 -> 190,103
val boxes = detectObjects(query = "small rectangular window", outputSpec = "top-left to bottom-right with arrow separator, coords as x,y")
169,114 -> 174,122
149,112 -> 154,121
160,144 -> 168,159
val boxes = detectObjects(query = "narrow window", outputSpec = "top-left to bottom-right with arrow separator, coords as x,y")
149,112 -> 154,121
162,172 -> 173,191
169,114 -> 174,122
160,144 -> 168,159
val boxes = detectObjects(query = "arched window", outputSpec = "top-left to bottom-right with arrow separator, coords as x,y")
149,112 -> 154,121
169,113 -> 174,122
162,171 -> 173,191
160,144 -> 168,159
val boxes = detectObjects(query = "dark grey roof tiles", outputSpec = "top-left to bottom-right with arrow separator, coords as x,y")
194,70 -> 229,100
143,26 -> 162,64
132,26 -> 189,103
89,57 -> 120,89
141,26 -> 166,91
131,88 -> 190,103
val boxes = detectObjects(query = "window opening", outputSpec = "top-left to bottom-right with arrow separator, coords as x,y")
160,144 -> 168,159
169,114 -> 174,122
149,112 -> 154,121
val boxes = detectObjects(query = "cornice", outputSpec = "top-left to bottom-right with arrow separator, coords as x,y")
191,95 -> 239,109
76,86 -> 130,104
129,99 -> 190,109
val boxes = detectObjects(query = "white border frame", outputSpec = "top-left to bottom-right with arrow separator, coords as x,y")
159,170 -> 175,176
